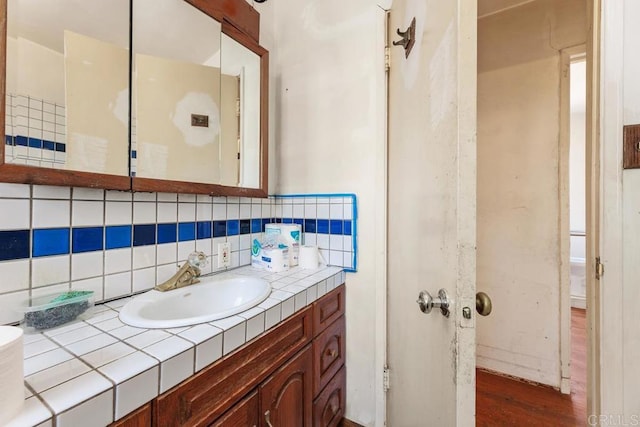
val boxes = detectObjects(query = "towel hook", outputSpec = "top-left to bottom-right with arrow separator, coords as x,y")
393,17 -> 416,58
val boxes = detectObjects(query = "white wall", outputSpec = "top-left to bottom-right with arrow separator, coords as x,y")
569,60 -> 586,305
257,1 -> 387,424
477,0 -> 586,387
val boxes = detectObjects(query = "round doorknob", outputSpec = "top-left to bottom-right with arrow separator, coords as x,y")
476,292 -> 492,316
416,289 -> 450,317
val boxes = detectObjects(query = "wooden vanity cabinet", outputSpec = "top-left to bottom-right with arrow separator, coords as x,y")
110,284 -> 346,427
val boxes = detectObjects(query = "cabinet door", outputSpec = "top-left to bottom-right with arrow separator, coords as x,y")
210,391 -> 259,427
259,345 -> 313,427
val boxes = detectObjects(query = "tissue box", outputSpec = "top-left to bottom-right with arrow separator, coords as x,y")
251,239 -> 290,272
17,290 -> 95,331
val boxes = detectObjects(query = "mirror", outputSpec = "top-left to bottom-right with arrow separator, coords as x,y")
131,0 -> 268,196
0,0 -> 268,195
3,0 -> 130,181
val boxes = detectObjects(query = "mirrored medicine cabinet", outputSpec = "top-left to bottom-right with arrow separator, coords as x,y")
0,0 -> 268,196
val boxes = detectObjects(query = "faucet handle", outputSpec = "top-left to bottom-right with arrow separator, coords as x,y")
187,251 -> 208,269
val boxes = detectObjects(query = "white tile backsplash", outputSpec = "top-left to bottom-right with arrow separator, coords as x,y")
0,190 -> 356,330
178,202 -> 196,222
0,259 -> 30,293
133,246 -> 155,269
71,201 -> 104,227
104,272 -> 132,300
104,248 -> 132,275
105,201 -> 132,225
71,251 -> 103,281
32,200 -> 70,228
132,267 -> 155,293
133,202 -> 156,224
0,199 -> 30,229
32,255 -> 70,287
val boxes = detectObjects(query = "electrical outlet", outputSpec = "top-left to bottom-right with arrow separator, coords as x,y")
217,242 -> 231,268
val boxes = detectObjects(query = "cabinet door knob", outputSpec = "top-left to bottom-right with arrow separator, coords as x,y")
326,348 -> 337,358
265,410 -> 274,427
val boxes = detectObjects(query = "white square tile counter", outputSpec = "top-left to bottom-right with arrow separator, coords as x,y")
6,265 -> 345,426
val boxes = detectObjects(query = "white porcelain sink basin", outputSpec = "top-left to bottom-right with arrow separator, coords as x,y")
119,276 -> 271,328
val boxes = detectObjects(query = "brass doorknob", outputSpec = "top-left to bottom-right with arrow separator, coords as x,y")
476,292 -> 492,316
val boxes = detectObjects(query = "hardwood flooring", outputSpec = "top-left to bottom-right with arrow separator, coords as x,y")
476,308 -> 586,426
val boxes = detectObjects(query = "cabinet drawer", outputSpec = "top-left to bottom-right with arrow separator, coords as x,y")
313,315 -> 345,396
313,284 -> 345,335
313,366 -> 346,427
155,306 -> 312,427
210,391 -> 259,427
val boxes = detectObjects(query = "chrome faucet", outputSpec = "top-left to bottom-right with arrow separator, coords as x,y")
154,251 -> 208,292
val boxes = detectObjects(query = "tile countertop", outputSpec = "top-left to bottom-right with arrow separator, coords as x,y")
6,265 -> 346,427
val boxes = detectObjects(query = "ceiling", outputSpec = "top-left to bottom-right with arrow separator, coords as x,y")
478,0 -> 537,18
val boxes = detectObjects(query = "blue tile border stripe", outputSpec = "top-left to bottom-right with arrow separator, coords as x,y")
0,230 -> 30,261
0,195 -> 357,272
33,228 -> 70,257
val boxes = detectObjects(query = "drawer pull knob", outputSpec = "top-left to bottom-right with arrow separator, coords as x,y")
265,410 -> 273,427
326,349 -> 337,358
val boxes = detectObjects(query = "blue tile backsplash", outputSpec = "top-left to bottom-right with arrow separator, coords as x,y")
0,186 -> 358,325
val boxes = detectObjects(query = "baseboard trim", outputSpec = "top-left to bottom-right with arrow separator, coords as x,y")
342,418 -> 366,427
477,367 -> 561,392
571,295 -> 586,309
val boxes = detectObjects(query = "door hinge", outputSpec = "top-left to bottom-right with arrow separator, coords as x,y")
384,46 -> 391,71
383,366 -> 390,392
596,256 -> 604,280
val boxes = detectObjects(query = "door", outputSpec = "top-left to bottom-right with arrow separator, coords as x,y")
259,345 -> 313,427
386,0 -> 477,426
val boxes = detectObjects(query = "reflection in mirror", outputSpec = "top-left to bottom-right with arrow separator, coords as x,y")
220,33 -> 261,189
133,0 -> 222,184
5,0 -> 129,175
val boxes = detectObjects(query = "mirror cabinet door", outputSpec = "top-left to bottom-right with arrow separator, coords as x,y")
2,0 -> 130,188
132,0 -> 223,186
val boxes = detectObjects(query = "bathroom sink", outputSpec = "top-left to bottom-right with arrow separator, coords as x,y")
119,276 -> 271,328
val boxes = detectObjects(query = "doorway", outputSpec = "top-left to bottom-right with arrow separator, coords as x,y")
476,0 -> 589,423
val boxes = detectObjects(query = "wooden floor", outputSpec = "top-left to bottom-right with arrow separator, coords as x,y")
476,308 -> 586,426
